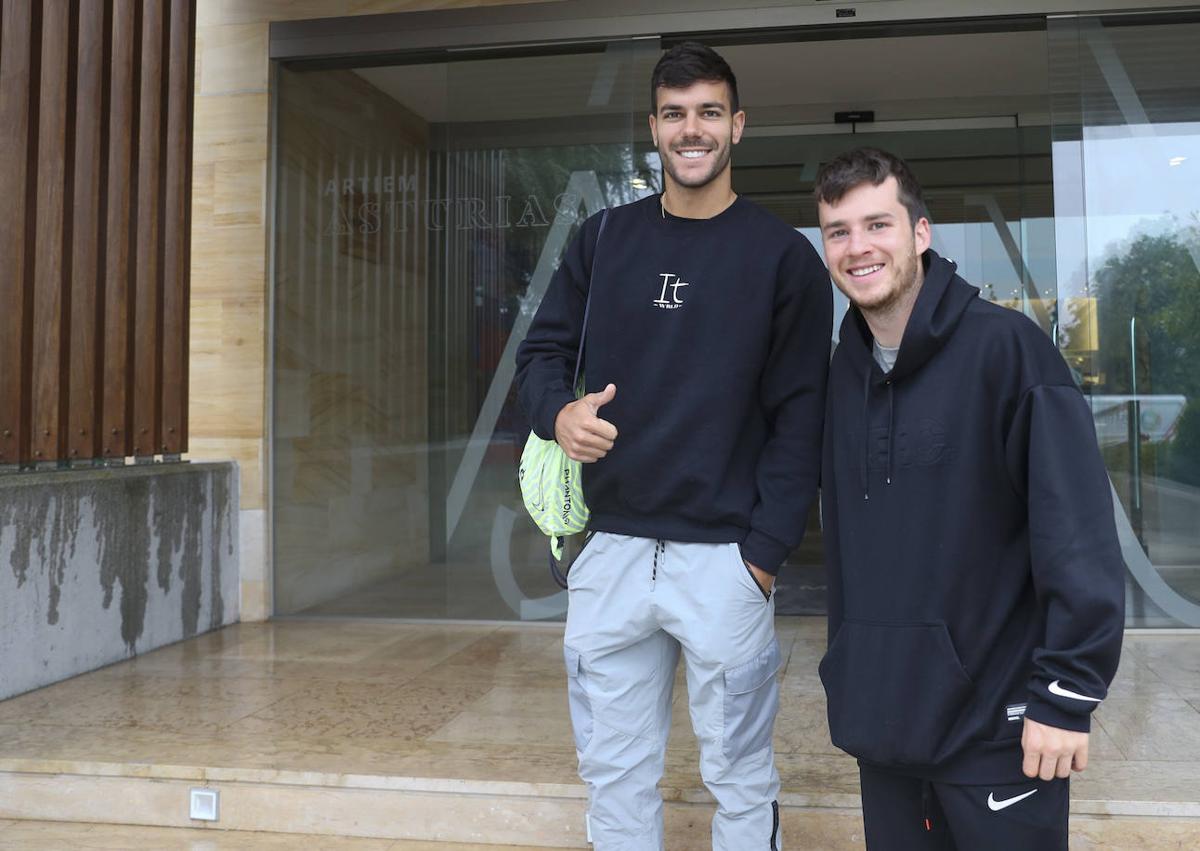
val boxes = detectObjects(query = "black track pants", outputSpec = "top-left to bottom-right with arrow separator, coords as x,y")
858,763 -> 1069,851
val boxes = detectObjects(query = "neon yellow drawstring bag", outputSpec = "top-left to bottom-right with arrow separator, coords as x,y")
518,209 -> 609,578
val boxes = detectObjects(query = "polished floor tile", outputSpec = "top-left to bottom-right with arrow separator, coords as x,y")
417,628 -> 567,689
1104,652 -> 1184,699
1084,716 -> 1128,762
227,679 -> 495,741
774,694 -> 842,756
1123,634 -> 1200,682
0,821 -> 567,850
1071,758 -> 1200,805
0,671 -> 304,733
777,639 -> 829,696
120,623 -> 494,687
1092,696 -> 1200,761
0,616 -> 1196,833
428,686 -> 575,747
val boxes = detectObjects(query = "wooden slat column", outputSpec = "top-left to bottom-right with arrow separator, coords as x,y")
0,0 -> 196,468
67,0 -> 111,463
160,0 -> 194,456
0,0 -> 36,467
131,0 -> 164,459
102,0 -> 138,462
30,0 -> 73,464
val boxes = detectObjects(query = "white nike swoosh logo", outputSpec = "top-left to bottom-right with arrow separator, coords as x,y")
987,789 -> 1038,811
1048,680 -> 1102,703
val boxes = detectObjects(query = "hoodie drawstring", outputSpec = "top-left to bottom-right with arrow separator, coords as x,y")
862,371 -> 897,498
861,368 -> 871,500
885,379 -> 895,486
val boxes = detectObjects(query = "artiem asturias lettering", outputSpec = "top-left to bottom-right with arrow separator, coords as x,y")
320,176 -> 586,234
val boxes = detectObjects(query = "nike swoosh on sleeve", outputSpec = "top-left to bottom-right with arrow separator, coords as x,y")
1048,680 -> 1102,703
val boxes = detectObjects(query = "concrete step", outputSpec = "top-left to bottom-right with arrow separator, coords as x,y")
0,819 -> 566,850
1,760 -> 1198,849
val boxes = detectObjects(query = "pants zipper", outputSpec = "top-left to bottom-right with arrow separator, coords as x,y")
652,539 -> 664,586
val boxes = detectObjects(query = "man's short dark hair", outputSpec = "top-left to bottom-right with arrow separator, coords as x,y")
650,41 -> 739,116
814,147 -> 929,227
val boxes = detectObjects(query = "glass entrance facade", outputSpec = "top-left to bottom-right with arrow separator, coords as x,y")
272,41 -> 661,619
1049,13 -> 1200,626
271,12 -> 1199,626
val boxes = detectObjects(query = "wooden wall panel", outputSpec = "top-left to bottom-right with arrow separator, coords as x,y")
102,0 -> 137,460
161,0 -> 194,455
0,0 -> 36,466
131,0 -> 164,457
30,0 -> 72,463
0,0 -> 196,467
67,0 -> 109,462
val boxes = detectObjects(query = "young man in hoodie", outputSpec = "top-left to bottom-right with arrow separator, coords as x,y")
814,147 -> 1125,850
515,43 -> 831,850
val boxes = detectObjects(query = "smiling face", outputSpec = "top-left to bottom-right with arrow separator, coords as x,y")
818,176 -> 931,315
649,79 -> 744,191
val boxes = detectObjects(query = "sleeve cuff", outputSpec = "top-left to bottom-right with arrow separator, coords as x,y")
740,529 -> 790,576
1023,695 -> 1093,733
534,389 -> 577,441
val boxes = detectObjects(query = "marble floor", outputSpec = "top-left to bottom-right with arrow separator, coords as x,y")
0,617 -> 1198,847
0,821 -> 566,850
0,820 -> 561,849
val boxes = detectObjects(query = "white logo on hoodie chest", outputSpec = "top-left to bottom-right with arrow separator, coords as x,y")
653,273 -> 689,310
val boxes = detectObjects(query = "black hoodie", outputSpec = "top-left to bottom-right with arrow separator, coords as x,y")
818,249 -> 1125,784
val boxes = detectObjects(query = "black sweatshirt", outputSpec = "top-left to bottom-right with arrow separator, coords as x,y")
819,249 -> 1125,784
515,195 -> 832,574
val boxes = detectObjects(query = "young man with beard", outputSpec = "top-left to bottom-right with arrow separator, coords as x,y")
814,147 -> 1125,850
515,42 -> 831,850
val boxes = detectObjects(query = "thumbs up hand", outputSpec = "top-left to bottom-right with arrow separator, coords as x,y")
554,384 -> 619,462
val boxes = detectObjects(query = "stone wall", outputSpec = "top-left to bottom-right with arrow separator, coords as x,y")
0,462 -> 239,701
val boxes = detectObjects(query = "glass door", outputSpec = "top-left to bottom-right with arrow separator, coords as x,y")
1049,12 -> 1200,627
272,40 -> 660,619
428,41 -> 662,620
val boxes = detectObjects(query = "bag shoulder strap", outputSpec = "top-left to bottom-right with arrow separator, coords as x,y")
572,208 -> 610,391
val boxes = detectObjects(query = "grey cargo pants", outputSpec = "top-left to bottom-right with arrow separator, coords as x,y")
563,533 -> 783,850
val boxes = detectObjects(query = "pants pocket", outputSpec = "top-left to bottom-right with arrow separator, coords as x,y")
564,645 -> 593,753
722,637 -> 782,761
740,555 -> 772,601
819,619 -> 973,766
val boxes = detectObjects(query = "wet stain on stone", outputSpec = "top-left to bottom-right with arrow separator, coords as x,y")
5,495 -> 51,588
209,471 -> 229,630
94,477 -> 154,652
3,465 -> 235,658
150,471 -> 209,639
2,490 -> 83,625
45,495 -> 84,625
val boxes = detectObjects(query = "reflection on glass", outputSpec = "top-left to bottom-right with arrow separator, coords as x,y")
273,36 -> 1064,622
272,45 -> 660,620
1051,15 -> 1200,626
271,22 -> 1198,627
